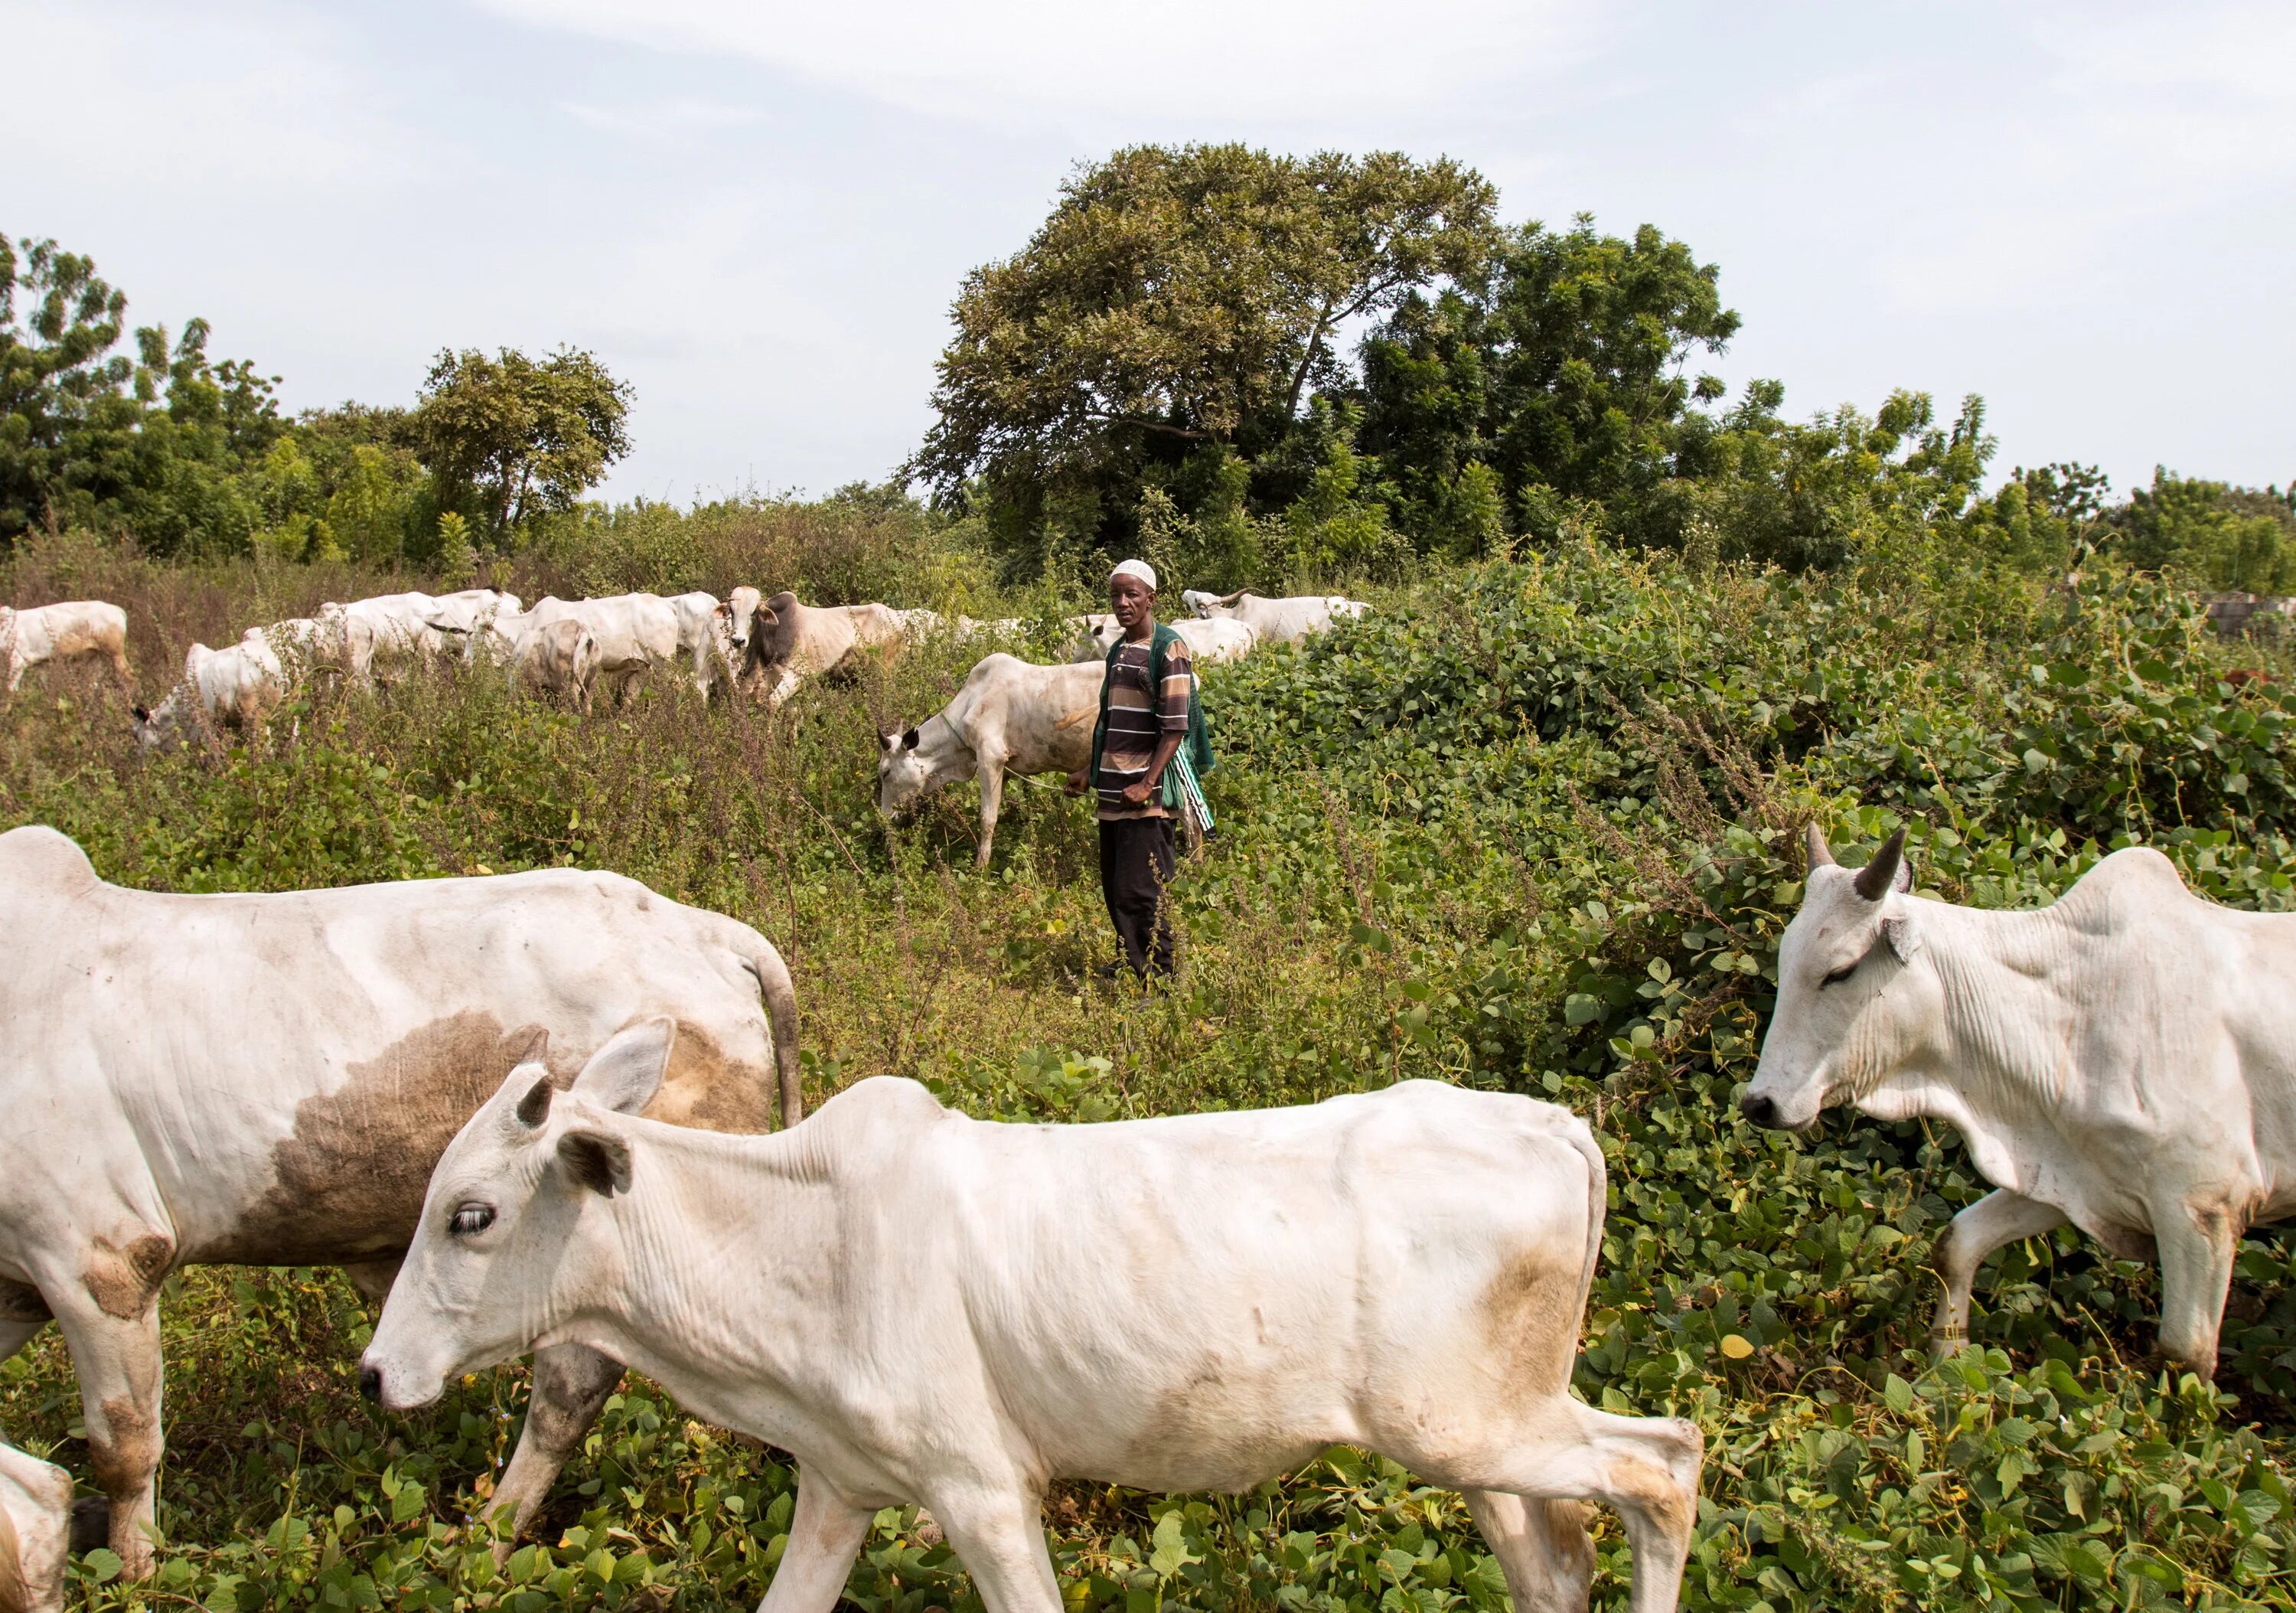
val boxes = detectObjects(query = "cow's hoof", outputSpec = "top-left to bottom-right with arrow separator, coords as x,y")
70,1496 -> 112,1555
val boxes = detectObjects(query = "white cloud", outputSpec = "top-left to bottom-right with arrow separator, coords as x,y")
476,0 -> 1589,126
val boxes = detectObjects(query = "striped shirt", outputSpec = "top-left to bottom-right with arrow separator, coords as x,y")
1095,632 -> 1194,821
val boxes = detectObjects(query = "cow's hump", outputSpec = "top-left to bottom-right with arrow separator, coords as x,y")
0,824 -> 101,900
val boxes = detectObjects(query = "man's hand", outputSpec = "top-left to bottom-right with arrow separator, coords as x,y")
1064,768 -> 1090,795
1120,779 -> 1154,807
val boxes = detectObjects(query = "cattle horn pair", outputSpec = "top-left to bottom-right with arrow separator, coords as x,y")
1805,823 -> 1910,902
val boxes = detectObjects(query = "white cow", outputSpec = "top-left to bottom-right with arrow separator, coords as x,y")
1067,613 -> 1258,664
0,1438 -> 72,1613
338,592 -> 448,680
509,618 -> 603,713
364,1032 -> 1703,1613
0,825 -> 803,1575
1743,824 -> 2296,1375
422,589 -> 523,642
878,655 -> 1104,868
1180,589 -> 1369,645
523,595 -> 681,706
751,593 -> 905,707
132,632 -> 287,747
0,601 -> 133,695
667,592 -> 739,699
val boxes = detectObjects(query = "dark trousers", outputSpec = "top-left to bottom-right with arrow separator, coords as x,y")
1100,816 -> 1177,978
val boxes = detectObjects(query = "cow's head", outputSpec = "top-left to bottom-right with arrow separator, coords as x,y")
1069,614 -> 1119,662
1741,824 -> 1935,1131
749,591 -> 801,669
720,586 -> 765,655
876,726 -> 936,813
358,1020 -> 674,1411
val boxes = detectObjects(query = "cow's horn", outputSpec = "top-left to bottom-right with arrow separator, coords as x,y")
1853,827 -> 1906,903
1805,823 -> 1835,869
1217,588 -> 1247,607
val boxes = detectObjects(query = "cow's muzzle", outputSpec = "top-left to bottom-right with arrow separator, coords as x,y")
358,1363 -> 383,1402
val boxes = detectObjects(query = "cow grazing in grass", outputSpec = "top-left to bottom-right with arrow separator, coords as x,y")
364,1027 -> 1703,1613
509,617 -> 604,713
1,602 -> 133,697
132,632 -> 286,747
0,826 -> 803,1576
666,592 -> 740,699
878,655 -> 1104,868
523,595 -> 682,706
0,1438 -> 72,1613
1179,589 -> 1368,646
751,593 -> 905,707
1742,824 -> 2296,1375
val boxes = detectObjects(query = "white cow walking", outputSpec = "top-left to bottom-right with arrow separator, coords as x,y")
364,1030 -> 1703,1613
132,632 -> 287,747
878,655 -> 1104,868
1742,824 -> 2296,1374
1067,612 -> 1258,664
508,617 -> 604,713
0,826 -> 803,1576
1,601 -> 134,695
523,594 -> 682,706
1179,589 -> 1368,645
750,593 -> 905,707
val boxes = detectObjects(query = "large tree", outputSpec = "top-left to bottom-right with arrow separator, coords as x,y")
411,346 -> 632,541
915,144 -> 1497,560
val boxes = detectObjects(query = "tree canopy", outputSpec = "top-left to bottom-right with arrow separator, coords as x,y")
411,346 -> 633,543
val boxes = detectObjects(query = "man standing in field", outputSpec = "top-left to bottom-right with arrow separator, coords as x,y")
1067,559 -> 1211,981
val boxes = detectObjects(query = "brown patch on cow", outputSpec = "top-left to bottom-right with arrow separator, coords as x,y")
0,1280 -> 51,1326
1477,1246 -> 1583,1400
0,1500 -> 26,1613
2092,1221 -> 2159,1264
85,1393 -> 161,1500
197,1011 -> 553,1265
83,1234 -> 174,1321
1606,1451 -> 1695,1536
1539,1498 -> 1596,1585
645,1021 -> 776,1135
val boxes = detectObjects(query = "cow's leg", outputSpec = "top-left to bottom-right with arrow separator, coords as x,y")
755,1471 -> 872,1613
1928,1190 -> 2068,1357
1450,1405 -> 1701,1613
47,1289 -> 166,1578
486,1344 -> 625,1554
925,1485 -> 1062,1613
2154,1196 -> 2242,1376
1463,1489 -> 1594,1613
975,755 -> 1007,870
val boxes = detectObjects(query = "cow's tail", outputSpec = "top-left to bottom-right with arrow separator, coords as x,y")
748,939 -> 805,1128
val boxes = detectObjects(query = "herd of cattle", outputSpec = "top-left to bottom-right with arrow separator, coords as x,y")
2,588 -> 2292,1613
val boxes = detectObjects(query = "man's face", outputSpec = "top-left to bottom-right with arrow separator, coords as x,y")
1110,575 -> 1155,634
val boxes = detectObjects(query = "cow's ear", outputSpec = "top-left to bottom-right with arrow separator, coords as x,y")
571,1017 -> 675,1115
515,1074 -> 554,1127
902,728 -> 920,751
557,1127 -> 631,1197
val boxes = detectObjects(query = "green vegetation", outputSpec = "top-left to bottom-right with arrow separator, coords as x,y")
6,136 -> 2296,1612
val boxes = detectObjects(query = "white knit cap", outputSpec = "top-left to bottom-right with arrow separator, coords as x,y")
1110,557 -> 1158,592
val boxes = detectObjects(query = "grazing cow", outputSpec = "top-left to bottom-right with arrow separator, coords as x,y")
752,593 -> 905,706
1068,612 -> 1257,664
509,618 -> 603,713
1742,824 -> 2296,1375
462,609 -> 529,667
0,826 -> 803,1576
523,595 -> 681,705
0,1438 -> 71,1613
1179,589 -> 1368,646
132,632 -> 287,747
340,592 -> 449,679
364,1033 -> 1703,1613
0,601 -> 133,696
879,655 -> 1104,868
422,589 -> 523,642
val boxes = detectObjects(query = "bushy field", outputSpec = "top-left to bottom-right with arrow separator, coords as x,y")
4,529 -> 2295,1612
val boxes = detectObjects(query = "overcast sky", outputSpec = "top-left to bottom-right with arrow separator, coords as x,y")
10,0 -> 2291,504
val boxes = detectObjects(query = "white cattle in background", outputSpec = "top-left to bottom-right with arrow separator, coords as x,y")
132,632 -> 287,747
750,593 -> 905,706
879,655 -> 1104,868
419,589 -> 523,654
0,825 -> 803,1577
462,609 -> 530,667
1179,589 -> 1369,645
667,592 -> 739,698
509,617 -> 603,713
0,601 -> 133,695
1067,612 -> 1258,664
523,594 -> 681,705
0,1438 -> 72,1613
1742,824 -> 2296,1376
364,1034 -> 1702,1613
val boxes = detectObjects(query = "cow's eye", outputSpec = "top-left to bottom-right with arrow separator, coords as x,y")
450,1203 -> 496,1237
1820,960 -> 1858,988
